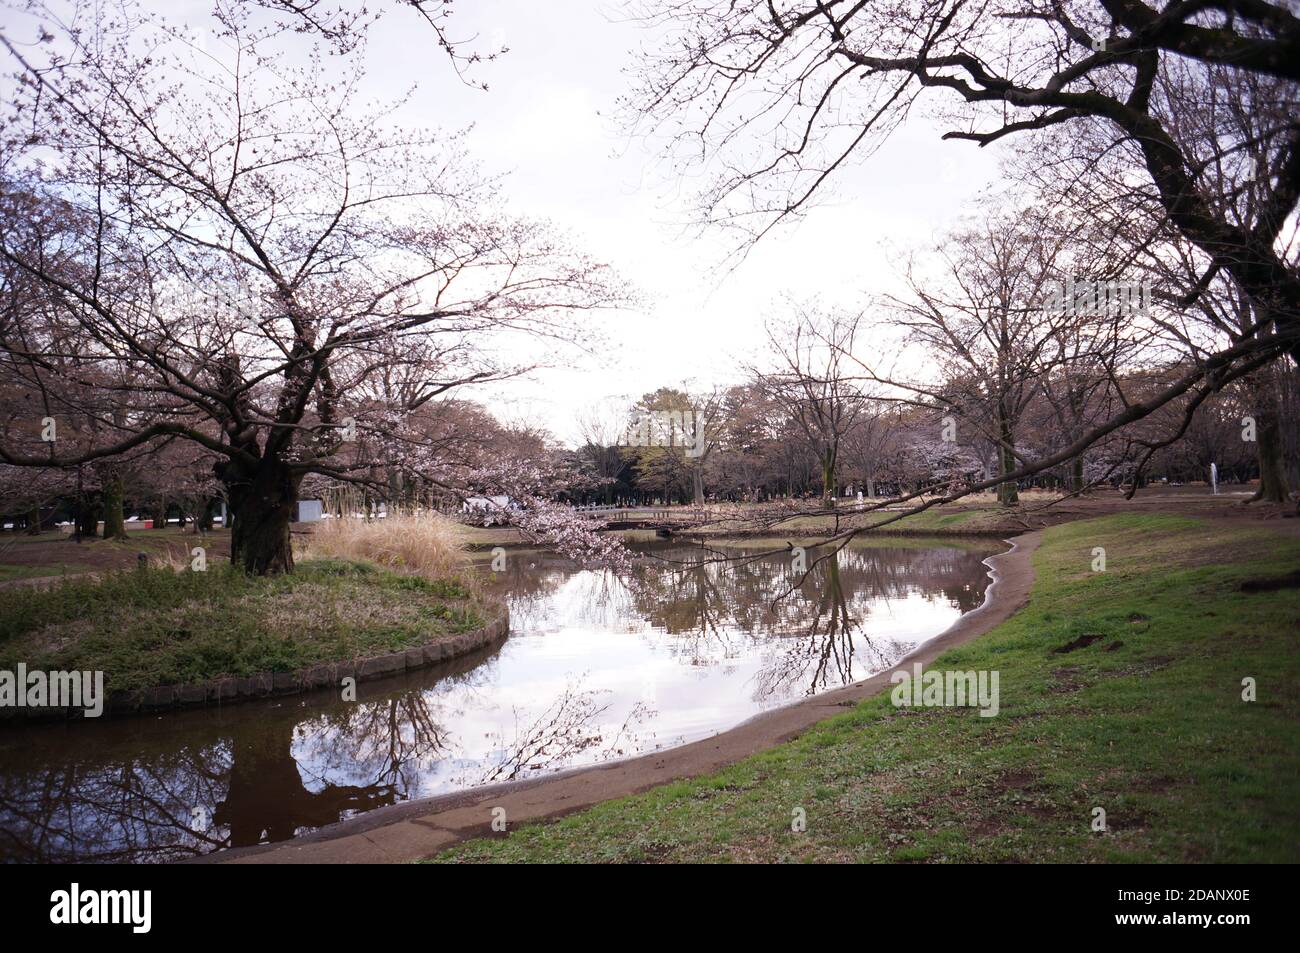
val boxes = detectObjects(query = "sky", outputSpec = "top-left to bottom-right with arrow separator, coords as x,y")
18,0 -> 1008,446
333,0 -> 1010,444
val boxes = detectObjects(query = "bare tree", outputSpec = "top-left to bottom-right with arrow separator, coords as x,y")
0,0 -> 619,573
753,306 -> 867,507
621,1 -> 1300,492
576,402 -> 633,505
880,208 -> 1148,504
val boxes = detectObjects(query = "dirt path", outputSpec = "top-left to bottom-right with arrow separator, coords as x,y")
202,529 -> 1043,864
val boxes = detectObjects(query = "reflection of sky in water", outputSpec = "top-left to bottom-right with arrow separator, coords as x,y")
0,542 -> 996,862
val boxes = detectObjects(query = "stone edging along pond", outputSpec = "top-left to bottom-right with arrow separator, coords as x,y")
1,600 -> 510,723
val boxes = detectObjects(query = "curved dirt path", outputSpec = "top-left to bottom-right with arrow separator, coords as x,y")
206,530 -> 1042,865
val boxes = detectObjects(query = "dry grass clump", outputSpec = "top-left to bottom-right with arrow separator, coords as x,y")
302,511 -> 467,579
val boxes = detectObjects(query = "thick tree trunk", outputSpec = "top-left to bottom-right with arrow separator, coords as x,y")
197,500 -> 216,532
24,506 -> 40,536
75,497 -> 101,539
1242,369 -> 1291,503
1250,405 -> 1290,503
1071,455 -> 1085,494
226,459 -> 300,575
101,476 -> 128,540
997,409 -> 1019,506
821,449 -> 837,508
692,469 -> 705,506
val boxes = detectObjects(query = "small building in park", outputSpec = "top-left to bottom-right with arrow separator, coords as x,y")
293,500 -> 323,523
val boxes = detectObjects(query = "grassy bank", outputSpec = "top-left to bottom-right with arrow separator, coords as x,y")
705,534 -> 1000,555
0,559 -> 484,694
687,504 -> 1015,538
436,513 -> 1300,863
0,563 -> 95,583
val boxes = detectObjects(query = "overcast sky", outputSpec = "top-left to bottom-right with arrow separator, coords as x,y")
189,1 -> 1006,445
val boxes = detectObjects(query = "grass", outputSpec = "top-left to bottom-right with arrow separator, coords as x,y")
459,524 -> 530,547
863,507 -> 1002,531
0,558 -> 485,694
0,563 -> 95,583
434,513 -> 1300,863
687,502 -> 1018,538
707,534 -> 1001,555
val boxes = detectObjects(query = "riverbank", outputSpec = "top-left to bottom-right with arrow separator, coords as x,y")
429,513 -> 1299,863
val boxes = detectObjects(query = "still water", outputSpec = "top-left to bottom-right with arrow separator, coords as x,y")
0,539 -> 999,862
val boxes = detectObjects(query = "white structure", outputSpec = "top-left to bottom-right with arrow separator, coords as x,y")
462,495 -> 514,514
294,499 -> 323,522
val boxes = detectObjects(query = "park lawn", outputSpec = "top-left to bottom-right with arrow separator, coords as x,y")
0,558 -> 485,694
707,534 -> 1000,555
435,513 -> 1300,863
691,505 -> 1011,538
864,506 -> 1007,532
459,524 -> 529,547
0,563 -> 95,583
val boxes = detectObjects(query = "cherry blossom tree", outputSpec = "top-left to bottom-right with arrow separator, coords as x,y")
0,0 -> 621,573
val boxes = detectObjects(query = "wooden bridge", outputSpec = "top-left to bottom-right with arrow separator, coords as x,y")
576,505 -> 701,531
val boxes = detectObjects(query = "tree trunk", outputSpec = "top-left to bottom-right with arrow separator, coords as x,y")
24,506 -> 40,536
1250,405 -> 1290,503
1246,369 -> 1291,504
154,498 -> 169,530
821,449 -> 837,508
101,476 -> 128,540
692,468 -> 705,506
197,499 -> 217,532
1071,455 -> 1084,494
75,497 -> 101,539
996,408 -> 1019,506
227,459 -> 300,575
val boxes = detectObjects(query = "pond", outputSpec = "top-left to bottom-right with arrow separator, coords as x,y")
0,538 -> 1000,862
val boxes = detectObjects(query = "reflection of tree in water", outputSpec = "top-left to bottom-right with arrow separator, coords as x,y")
0,652 -> 657,862
482,554 -> 635,634
0,704 -> 421,861
214,718 -> 399,847
754,550 -> 894,698
630,555 -> 741,660
0,740 -> 231,863
292,676 -> 480,796
0,653 -> 493,862
474,677 -> 656,785
628,543 -> 993,696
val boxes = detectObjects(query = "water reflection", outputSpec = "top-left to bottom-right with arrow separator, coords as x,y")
0,539 -> 996,862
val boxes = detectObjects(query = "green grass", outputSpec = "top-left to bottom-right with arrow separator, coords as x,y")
0,558 -> 485,693
434,513 -> 1300,863
0,563 -> 95,582
691,504 -> 1012,538
865,508 -> 997,531
707,534 -> 1000,554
